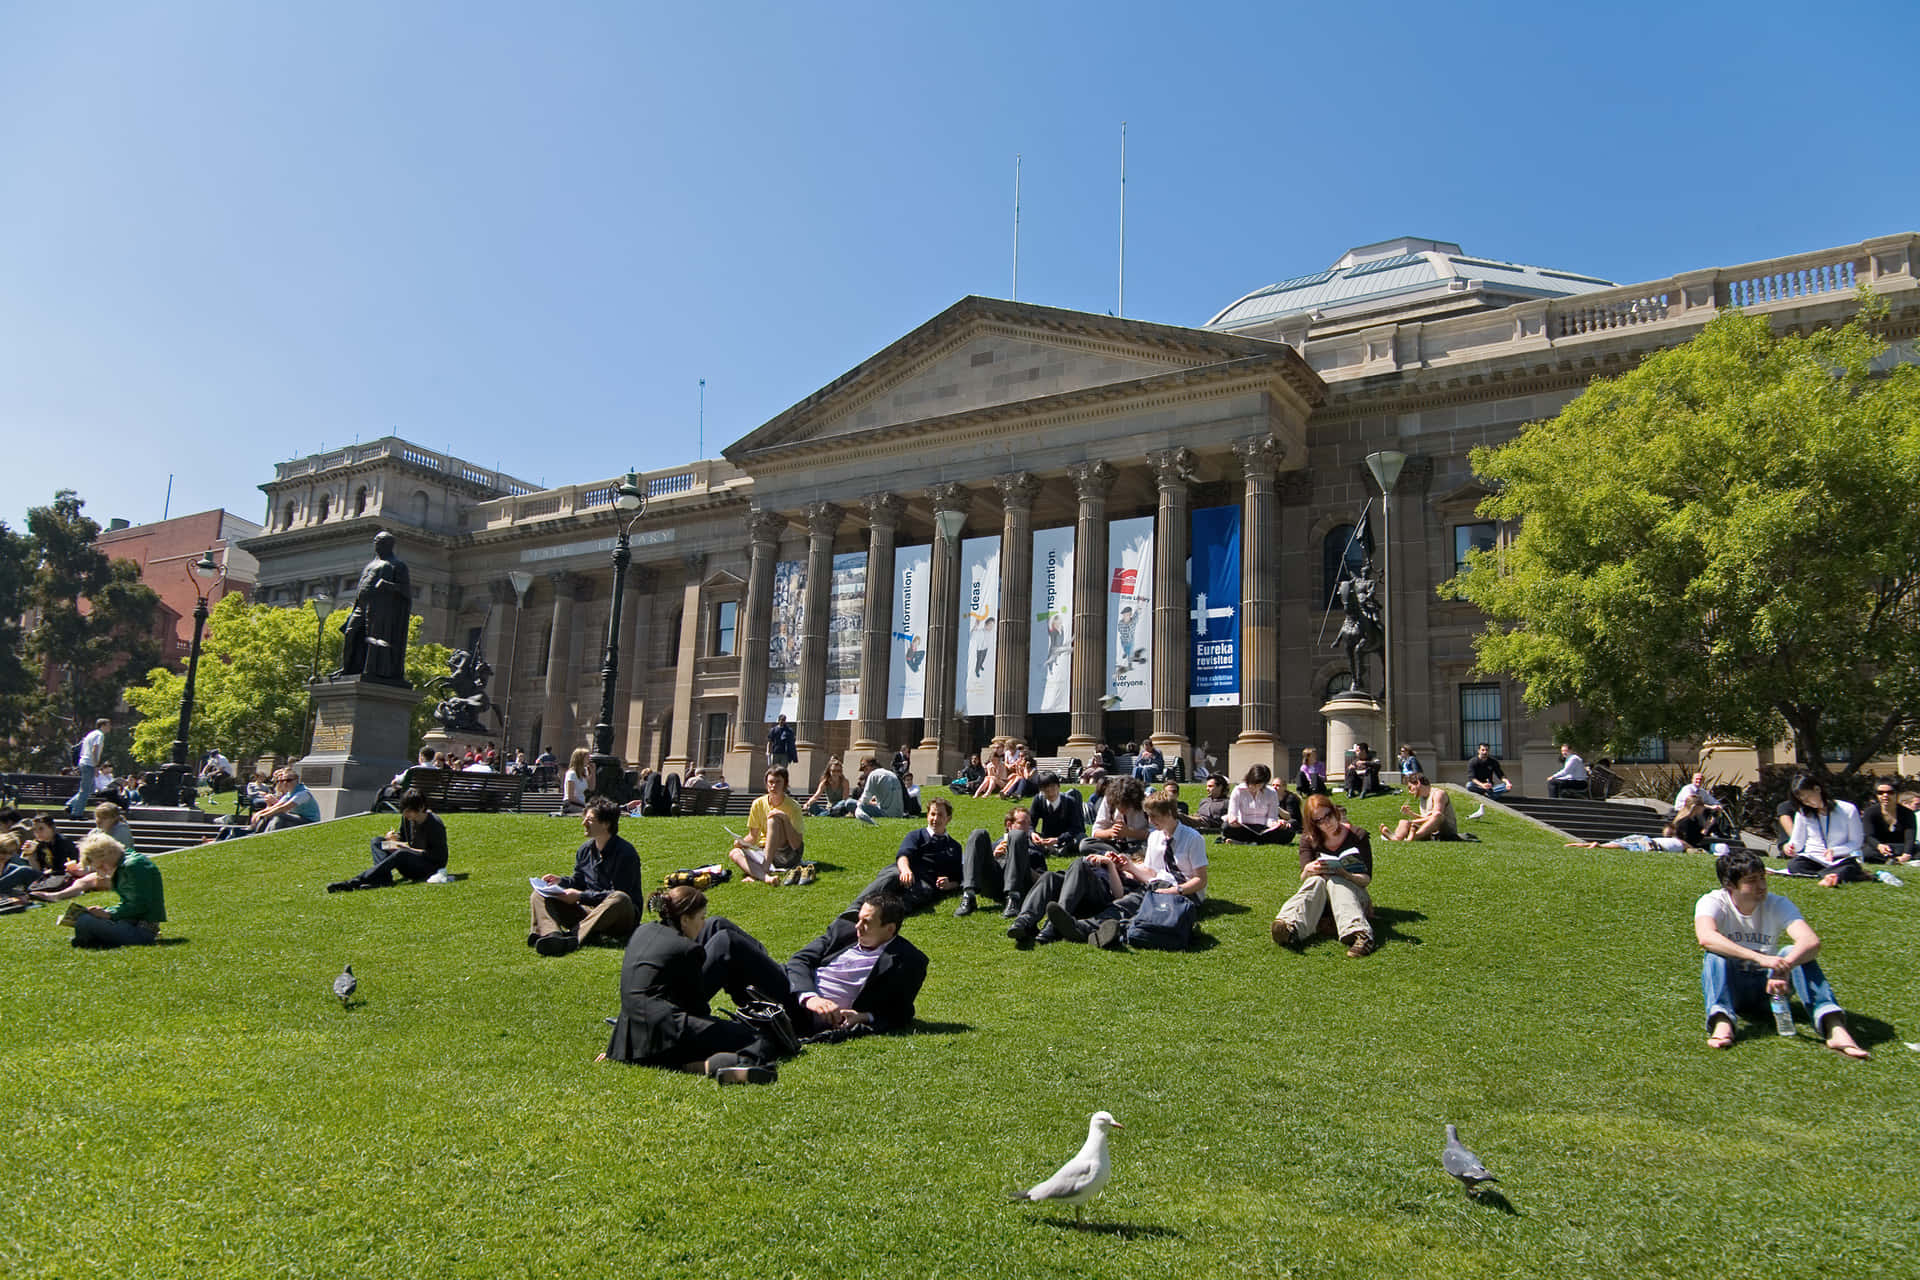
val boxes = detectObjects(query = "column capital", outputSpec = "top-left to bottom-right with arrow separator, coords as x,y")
1231,434 -> 1287,478
1278,469 -> 1316,504
1399,455 -> 1436,492
682,551 -> 706,577
1068,460 -> 1116,502
746,508 -> 788,546
1147,447 -> 1198,491
861,492 -> 907,529
926,481 -> 971,514
805,501 -> 845,537
993,471 -> 1043,511
547,570 -> 590,601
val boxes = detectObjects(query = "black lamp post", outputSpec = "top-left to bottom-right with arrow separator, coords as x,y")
589,471 -> 647,805
152,550 -> 221,807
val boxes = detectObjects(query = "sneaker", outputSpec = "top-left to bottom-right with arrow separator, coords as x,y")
953,893 -> 977,918
779,864 -> 804,887
795,863 -> 816,886
1344,932 -> 1377,958
713,1064 -> 778,1086
1271,918 -> 1296,947
1006,917 -> 1037,946
427,869 -> 454,884
534,932 -> 578,957
1044,902 -> 1090,943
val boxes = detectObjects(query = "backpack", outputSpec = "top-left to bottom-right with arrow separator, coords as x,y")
1125,890 -> 1196,951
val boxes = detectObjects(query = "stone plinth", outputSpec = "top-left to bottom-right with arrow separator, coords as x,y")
420,727 -> 498,764
300,677 -> 422,820
1321,692 -> 1383,787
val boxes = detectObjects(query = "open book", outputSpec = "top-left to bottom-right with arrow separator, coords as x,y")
1314,850 -> 1368,875
528,877 -> 572,898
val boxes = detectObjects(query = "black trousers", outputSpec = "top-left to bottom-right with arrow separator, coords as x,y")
1547,779 -> 1589,799
695,917 -> 790,1007
1787,856 -> 1868,883
1220,821 -> 1296,845
851,866 -> 948,914
1011,857 -> 1117,927
349,836 -> 441,887
960,828 -> 1044,900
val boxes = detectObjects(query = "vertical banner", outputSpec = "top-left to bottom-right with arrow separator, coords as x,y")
764,559 -> 804,721
1189,505 -> 1241,707
1105,515 -> 1154,711
887,543 -> 932,719
824,551 -> 867,721
957,535 -> 1001,718
1029,525 -> 1075,713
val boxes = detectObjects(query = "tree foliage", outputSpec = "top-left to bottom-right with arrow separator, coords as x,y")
1442,302 -> 1920,775
16,491 -> 162,769
123,597 -> 451,768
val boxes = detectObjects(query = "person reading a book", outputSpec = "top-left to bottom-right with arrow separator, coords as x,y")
328,789 -> 449,891
527,799 -> 641,956
1271,794 -> 1377,957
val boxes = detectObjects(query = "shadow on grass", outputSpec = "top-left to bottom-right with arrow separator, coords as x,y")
1471,1188 -> 1519,1215
908,1020 -> 971,1036
1038,1218 -> 1180,1239
1199,897 -> 1251,917
154,937 -> 191,947
1836,1010 -> 1898,1052
1371,904 -> 1426,946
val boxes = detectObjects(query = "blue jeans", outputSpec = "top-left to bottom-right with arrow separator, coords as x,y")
1132,763 -> 1162,783
1701,950 -> 1841,1032
66,764 -> 97,817
73,913 -> 158,948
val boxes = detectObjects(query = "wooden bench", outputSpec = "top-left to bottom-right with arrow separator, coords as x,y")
672,786 -> 758,818
1031,755 -> 1082,782
400,767 -> 527,813
2,773 -> 82,806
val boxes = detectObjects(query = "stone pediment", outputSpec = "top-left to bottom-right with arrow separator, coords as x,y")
726,296 -> 1306,460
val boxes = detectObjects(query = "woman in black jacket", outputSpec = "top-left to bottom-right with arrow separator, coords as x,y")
599,886 -> 783,1084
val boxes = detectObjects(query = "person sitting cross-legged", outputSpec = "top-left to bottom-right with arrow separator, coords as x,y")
1042,791 -> 1208,946
729,767 -> 805,884
1272,793 -> 1377,957
1219,763 -> 1299,845
59,832 -> 165,948
329,789 -> 448,891
955,806 -> 1045,917
1695,847 -> 1868,1058
528,798 -> 642,956
849,796 -> 962,914
1781,774 -> 1868,887
1190,774 -> 1231,833
1379,773 -> 1457,842
784,892 -> 927,1037
1464,743 -> 1511,798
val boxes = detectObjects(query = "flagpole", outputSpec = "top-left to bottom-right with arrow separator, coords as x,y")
1117,122 -> 1126,317
1013,154 -> 1021,300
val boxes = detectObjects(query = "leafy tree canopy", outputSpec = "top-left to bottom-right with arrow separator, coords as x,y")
124,597 -> 451,768
1443,301 -> 1920,776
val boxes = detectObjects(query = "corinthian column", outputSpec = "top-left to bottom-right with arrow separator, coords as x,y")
1148,447 -> 1197,759
915,483 -> 969,782
1229,436 -> 1285,781
1064,460 -> 1114,754
794,501 -> 842,787
993,472 -> 1041,745
541,572 -> 585,752
730,510 -> 786,784
853,493 -> 904,760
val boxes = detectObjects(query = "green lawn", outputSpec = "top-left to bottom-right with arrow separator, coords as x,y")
5,788 -> 1915,1279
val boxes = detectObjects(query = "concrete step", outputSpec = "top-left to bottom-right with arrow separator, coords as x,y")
1491,795 -> 1672,844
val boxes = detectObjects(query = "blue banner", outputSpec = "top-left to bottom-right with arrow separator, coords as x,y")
1189,505 -> 1240,707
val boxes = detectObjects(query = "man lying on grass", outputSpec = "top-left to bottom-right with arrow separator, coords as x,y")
529,799 -> 641,956
785,892 -> 926,1036
328,789 -> 448,891
1694,848 -> 1869,1059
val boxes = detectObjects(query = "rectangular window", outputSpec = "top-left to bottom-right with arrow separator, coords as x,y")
1618,736 -> 1668,764
712,601 -> 738,656
1459,683 -> 1503,759
702,712 -> 729,769
1454,522 -> 1497,576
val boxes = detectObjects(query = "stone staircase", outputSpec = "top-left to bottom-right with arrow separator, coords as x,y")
1484,793 -> 1671,844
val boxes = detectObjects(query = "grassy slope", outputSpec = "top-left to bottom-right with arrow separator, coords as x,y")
3,790 -> 1915,1279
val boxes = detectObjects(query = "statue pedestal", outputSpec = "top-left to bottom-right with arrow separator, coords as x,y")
420,727 -> 497,763
1321,692 -> 1383,789
300,677 -> 422,820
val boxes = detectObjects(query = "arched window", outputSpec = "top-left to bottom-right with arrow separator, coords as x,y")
410,491 -> 430,524
1324,671 -> 1356,701
316,493 -> 331,522
283,501 -> 297,529
1322,523 -> 1371,607
353,486 -> 368,517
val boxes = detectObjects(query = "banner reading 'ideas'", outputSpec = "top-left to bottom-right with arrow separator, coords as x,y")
957,535 -> 1000,718
764,559 -> 804,722
824,551 -> 867,721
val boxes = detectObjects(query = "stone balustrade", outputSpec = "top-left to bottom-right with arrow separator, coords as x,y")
273,435 -> 537,495
471,459 -> 747,532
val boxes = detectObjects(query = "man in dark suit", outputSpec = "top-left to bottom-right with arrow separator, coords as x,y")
528,798 -> 641,956
783,893 -> 927,1035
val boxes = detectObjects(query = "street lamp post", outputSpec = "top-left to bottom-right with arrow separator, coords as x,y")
589,472 -> 648,805
502,569 -> 534,757
299,593 -> 334,755
152,550 -> 221,807
1364,451 -> 1408,777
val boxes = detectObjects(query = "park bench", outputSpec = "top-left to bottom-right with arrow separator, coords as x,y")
1031,755 -> 1081,782
671,786 -> 758,818
400,766 -> 526,813
2,773 -> 82,806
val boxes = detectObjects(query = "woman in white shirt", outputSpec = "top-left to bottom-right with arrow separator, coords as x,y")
561,747 -> 591,815
1220,764 -> 1298,845
1781,775 -> 1866,886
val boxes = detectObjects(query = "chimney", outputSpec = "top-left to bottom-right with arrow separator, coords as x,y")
108,518 -> 131,531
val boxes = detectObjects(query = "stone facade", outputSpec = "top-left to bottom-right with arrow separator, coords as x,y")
245,233 -> 1920,789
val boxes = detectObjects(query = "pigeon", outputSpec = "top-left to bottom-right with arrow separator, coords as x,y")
1442,1124 -> 1497,1195
855,807 -> 877,826
1097,692 -> 1123,709
333,964 -> 357,1009
1011,1111 -> 1121,1223
1465,804 -> 1486,820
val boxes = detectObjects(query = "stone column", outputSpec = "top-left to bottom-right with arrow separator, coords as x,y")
1389,456 -> 1436,773
1064,461 -> 1115,754
480,583 -> 512,699
992,472 -> 1041,746
663,553 -> 705,775
540,572 -> 582,753
794,501 -> 842,789
730,511 -> 787,785
914,483 -> 969,783
1276,470 -> 1316,774
1228,437 -> 1286,781
853,494 -> 905,761
615,566 -> 656,765
1148,448 -> 1197,760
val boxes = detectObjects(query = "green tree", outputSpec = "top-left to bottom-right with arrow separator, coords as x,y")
1442,302 -> 1920,776
19,490 -> 162,769
124,597 -> 451,767
0,521 -> 34,729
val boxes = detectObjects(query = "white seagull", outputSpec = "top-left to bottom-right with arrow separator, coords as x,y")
1011,1111 -> 1122,1223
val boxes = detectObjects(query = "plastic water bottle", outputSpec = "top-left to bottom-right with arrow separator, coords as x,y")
1875,869 -> 1904,887
1770,991 -> 1795,1037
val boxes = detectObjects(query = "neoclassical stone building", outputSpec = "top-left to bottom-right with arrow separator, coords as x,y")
245,231 -> 1920,790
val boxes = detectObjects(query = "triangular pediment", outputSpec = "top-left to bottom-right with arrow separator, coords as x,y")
726,297 -> 1302,460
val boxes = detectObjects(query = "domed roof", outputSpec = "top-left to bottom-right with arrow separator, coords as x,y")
1205,237 -> 1615,332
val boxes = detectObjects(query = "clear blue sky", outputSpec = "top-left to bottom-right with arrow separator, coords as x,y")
3,1 -> 1916,534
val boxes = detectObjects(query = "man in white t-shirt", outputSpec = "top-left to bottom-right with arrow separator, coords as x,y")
66,718 -> 111,817
1694,848 -> 1868,1059
1045,792 -> 1207,945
